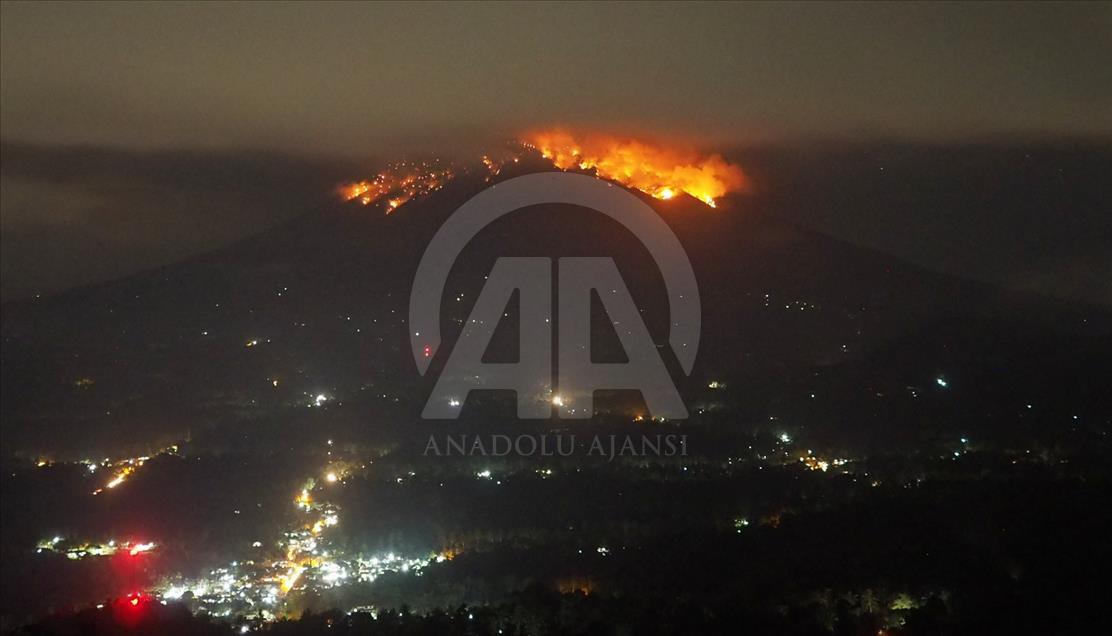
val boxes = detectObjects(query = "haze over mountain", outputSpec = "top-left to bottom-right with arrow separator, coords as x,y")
4,139 -> 1109,308
4,3 -> 1111,631
3,150 -> 1108,459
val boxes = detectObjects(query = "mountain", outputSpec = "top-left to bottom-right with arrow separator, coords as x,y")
3,153 -> 1109,458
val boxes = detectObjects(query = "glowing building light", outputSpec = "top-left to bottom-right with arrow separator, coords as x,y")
279,565 -> 304,593
129,542 -> 156,556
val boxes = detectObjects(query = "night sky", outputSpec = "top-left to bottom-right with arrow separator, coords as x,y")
1,2 -> 1110,302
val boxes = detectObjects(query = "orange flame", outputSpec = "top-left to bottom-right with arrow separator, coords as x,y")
337,133 -> 746,211
338,160 -> 453,213
525,130 -> 747,208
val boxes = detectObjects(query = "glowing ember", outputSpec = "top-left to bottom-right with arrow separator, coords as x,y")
525,130 -> 747,207
338,160 -> 454,213
336,133 -> 745,212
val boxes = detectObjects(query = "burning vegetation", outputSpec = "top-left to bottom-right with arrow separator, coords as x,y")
337,132 -> 748,212
524,130 -> 747,207
338,159 -> 455,212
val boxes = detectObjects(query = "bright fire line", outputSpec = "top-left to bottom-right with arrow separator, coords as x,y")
525,130 -> 747,208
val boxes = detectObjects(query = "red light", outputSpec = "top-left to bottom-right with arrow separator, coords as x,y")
423,345 -> 431,358
114,593 -> 148,625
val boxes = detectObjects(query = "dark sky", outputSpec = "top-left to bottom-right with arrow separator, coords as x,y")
1,2 -> 1110,302
3,2 -> 1110,149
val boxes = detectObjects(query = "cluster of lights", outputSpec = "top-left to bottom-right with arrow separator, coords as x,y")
151,545 -> 440,617
149,455 -> 450,621
85,444 -> 179,495
799,451 -> 850,473
36,537 -> 156,560
38,454 -> 128,470
38,442 -> 464,623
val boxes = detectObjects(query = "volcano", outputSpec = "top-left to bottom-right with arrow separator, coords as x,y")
3,144 -> 1112,632
2,148 -> 1109,458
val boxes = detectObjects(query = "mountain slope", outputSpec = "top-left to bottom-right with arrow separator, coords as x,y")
3,157 -> 1109,456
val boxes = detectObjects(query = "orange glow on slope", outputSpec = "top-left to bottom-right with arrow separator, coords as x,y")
89,445 -> 179,496
338,160 -> 454,213
93,463 -> 139,494
524,130 -> 747,208
105,466 -> 134,489
336,133 -> 746,211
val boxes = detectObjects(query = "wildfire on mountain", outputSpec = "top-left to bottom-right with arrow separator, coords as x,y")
524,130 -> 747,207
338,132 -> 747,212
338,160 -> 454,212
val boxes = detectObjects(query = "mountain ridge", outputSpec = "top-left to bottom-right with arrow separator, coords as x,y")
3,161 -> 1109,457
